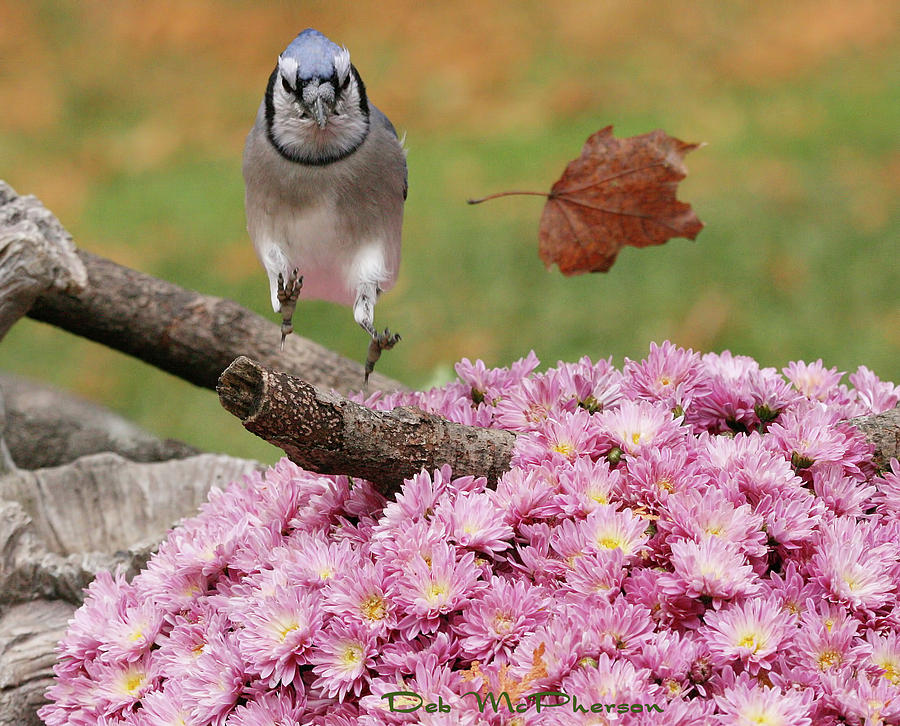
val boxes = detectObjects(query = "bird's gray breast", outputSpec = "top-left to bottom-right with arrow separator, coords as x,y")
243,104 -> 406,304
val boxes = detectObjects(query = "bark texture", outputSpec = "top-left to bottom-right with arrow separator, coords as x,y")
218,356 -> 517,494
0,182 -> 87,341
851,404 -> 900,472
26,249 -> 403,395
0,600 -> 74,726
0,453 -> 259,608
0,453 -> 259,726
0,374 -> 197,470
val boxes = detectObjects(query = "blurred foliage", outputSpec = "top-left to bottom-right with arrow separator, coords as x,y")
1,0 -> 897,463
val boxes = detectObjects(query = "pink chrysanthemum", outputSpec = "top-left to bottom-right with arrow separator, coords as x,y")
798,601 -> 870,675
714,671 -> 813,725
377,630 -> 459,679
873,458 -> 900,516
690,350 -> 759,432
491,465 -> 559,526
310,620 -> 377,699
454,351 -> 540,404
90,654 -> 155,716
761,560 -> 823,620
849,365 -> 900,415
514,408 -> 601,466
435,489 -> 513,555
701,597 -> 794,674
97,601 -> 164,664
453,576 -> 549,664
394,543 -> 483,638
375,465 -> 453,531
623,340 -> 709,414
323,562 -> 396,636
575,503 -> 652,563
36,346 -> 900,724
154,606 -> 228,680
224,689 -> 306,726
659,488 -> 767,561
563,549 -> 627,602
181,632 -> 246,726
554,456 -> 625,517
559,652 -> 656,709
811,461 -> 877,517
599,398 -> 686,458
551,354 -> 624,413
768,401 -> 872,474
811,517 -> 898,613
276,532 -> 358,588
822,669 -> 900,725
662,535 -> 759,605
228,582 -> 323,687
865,629 -> 900,685
631,630 -> 704,699
493,371 -> 576,431
131,681 -> 192,726
622,444 -> 707,510
783,359 -> 845,402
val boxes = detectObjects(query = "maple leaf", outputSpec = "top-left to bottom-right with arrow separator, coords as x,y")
469,126 -> 704,275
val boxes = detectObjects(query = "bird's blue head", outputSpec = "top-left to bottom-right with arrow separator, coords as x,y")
265,29 -> 370,165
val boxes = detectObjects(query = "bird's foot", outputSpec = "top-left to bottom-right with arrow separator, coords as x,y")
277,269 -> 303,349
365,328 -> 401,384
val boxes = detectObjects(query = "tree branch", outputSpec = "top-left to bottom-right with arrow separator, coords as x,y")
0,374 -> 198,470
0,181 -> 86,341
851,404 -> 900,472
0,181 -> 403,396
217,356 -> 516,494
26,250 -> 403,395
219,356 -> 900,496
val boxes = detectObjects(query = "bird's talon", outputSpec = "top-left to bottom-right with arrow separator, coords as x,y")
364,328 -> 402,384
277,269 -> 303,307
276,270 -> 302,347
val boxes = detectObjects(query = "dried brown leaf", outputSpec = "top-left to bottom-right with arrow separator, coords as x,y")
538,126 -> 704,275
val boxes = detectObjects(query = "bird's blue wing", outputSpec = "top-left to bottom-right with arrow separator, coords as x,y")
371,105 -> 408,201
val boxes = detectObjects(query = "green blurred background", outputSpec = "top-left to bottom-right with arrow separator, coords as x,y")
1,0 -> 897,464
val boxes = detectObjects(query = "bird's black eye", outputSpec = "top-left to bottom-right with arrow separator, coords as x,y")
281,76 -> 293,94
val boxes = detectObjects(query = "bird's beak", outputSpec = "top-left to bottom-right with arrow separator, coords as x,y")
312,97 -> 327,129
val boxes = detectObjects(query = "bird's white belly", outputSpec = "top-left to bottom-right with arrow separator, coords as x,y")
253,199 -> 387,309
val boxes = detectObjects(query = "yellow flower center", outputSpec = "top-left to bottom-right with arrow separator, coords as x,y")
552,441 -> 575,457
493,612 -> 514,634
118,667 -> 147,696
340,643 -> 363,666
124,674 -> 143,694
360,594 -> 386,621
426,582 -> 449,604
736,632 -> 763,653
876,660 -> 900,684
817,650 -> 842,670
278,622 -> 299,642
597,535 -> 626,552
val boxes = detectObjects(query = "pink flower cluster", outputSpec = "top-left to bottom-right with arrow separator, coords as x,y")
40,343 -> 900,725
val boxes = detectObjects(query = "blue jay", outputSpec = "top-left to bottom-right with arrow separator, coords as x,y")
243,29 -> 407,382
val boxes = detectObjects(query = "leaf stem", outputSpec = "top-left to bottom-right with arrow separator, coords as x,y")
466,190 -> 549,205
